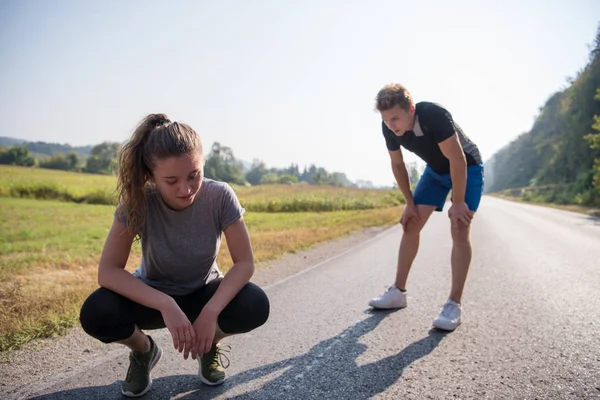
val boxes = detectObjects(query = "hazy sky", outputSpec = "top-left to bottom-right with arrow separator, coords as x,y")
1,0 -> 599,186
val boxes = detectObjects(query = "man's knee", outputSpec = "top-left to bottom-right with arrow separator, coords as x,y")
451,221 -> 470,244
403,223 -> 421,236
402,216 -> 428,236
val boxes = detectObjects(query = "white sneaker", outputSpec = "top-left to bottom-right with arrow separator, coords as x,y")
432,300 -> 462,331
368,285 -> 407,309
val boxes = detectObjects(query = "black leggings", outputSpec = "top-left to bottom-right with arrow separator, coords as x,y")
79,278 -> 270,343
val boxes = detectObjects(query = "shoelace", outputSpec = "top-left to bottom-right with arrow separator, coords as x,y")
204,344 -> 232,369
127,352 -> 150,381
215,344 -> 231,369
440,303 -> 458,319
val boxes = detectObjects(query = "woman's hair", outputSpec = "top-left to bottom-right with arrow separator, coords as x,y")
115,113 -> 203,236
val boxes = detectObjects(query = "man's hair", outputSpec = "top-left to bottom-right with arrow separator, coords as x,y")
375,83 -> 414,112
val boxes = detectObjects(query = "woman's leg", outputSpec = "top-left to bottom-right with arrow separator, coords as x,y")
79,287 -> 166,343
79,287 -> 165,397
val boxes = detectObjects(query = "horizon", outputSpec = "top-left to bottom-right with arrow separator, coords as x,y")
1,1 -> 599,186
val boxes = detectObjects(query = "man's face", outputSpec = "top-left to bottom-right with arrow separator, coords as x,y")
381,104 -> 415,136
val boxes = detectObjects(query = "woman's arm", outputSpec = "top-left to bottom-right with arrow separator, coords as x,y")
97,218 -> 175,311
203,218 -> 254,316
193,218 -> 254,353
98,218 -> 196,354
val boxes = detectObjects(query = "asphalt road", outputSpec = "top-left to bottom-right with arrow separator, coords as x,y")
15,197 -> 600,399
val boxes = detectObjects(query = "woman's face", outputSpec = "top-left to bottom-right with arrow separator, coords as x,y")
151,151 -> 204,211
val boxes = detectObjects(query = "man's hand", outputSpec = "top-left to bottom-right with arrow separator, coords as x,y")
448,202 -> 473,227
400,204 -> 421,230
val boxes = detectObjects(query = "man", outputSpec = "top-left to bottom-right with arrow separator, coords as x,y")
368,83 -> 484,331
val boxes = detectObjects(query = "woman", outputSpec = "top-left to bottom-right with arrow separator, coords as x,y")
79,114 -> 270,397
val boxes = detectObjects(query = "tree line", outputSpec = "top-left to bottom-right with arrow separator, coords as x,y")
1,140 -> 397,188
484,24 -> 600,206
0,141 -> 119,175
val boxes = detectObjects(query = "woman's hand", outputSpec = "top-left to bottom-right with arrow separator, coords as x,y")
160,301 -> 196,359
192,309 -> 218,359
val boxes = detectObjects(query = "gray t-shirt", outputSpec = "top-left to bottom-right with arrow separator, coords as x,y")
116,178 -> 245,296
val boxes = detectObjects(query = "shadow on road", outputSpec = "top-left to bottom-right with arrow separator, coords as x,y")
31,310 -> 448,400
574,214 -> 600,226
586,214 -> 600,224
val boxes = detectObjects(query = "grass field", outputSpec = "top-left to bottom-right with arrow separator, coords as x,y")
490,192 -> 600,218
0,165 -> 403,211
0,165 -> 118,204
0,165 -> 403,352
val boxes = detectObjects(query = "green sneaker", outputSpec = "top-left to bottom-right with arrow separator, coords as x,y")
121,335 -> 162,397
198,343 -> 231,386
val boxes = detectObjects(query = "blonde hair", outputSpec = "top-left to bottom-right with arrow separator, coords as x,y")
116,113 -> 203,236
375,83 -> 414,112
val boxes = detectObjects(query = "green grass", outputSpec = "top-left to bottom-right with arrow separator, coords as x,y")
0,196 -> 401,352
490,192 -> 600,218
0,164 -> 117,201
0,199 -> 115,277
0,165 -> 403,211
236,184 -> 404,211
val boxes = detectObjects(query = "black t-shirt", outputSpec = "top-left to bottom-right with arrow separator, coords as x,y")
382,101 -> 481,174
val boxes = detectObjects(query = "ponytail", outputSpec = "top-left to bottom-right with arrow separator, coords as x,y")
115,113 -> 203,237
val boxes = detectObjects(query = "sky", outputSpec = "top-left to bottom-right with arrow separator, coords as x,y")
1,0 -> 599,187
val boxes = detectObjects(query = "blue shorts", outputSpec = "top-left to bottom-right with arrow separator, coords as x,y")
413,163 -> 484,212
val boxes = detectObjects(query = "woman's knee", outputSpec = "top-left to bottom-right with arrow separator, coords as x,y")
219,282 -> 270,334
240,282 -> 270,327
79,288 -> 123,340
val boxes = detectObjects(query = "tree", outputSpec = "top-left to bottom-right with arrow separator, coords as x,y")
584,88 -> 600,190
204,142 -> 247,185
39,152 -> 80,171
313,169 -> 326,185
484,23 -> 600,207
278,174 -> 298,184
406,162 -> 422,187
259,173 -> 279,184
0,146 -> 35,166
85,142 -> 119,174
245,159 -> 268,185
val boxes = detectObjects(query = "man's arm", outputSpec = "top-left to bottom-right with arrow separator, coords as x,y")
438,133 -> 467,203
389,149 -> 415,206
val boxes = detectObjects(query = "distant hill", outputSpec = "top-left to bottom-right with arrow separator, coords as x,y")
0,136 -> 254,167
0,136 -> 93,158
484,26 -> 600,206
0,137 -> 26,147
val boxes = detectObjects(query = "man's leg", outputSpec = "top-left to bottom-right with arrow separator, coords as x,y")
433,163 -> 483,331
449,163 -> 484,304
449,216 -> 473,304
394,204 -> 437,290
432,210 -> 474,331
369,166 -> 448,309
